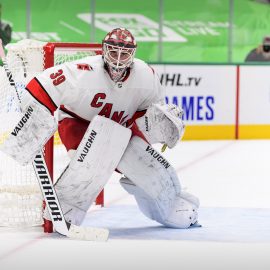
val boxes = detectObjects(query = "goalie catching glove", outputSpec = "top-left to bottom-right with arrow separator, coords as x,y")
136,103 -> 185,149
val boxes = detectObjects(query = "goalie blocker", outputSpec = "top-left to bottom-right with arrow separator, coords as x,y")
0,96 -> 57,165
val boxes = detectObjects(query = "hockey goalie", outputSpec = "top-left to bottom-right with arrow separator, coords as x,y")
1,28 -> 199,232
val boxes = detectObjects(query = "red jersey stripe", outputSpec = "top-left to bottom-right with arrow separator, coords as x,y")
25,78 -> 58,114
60,105 -> 90,123
126,109 -> 147,127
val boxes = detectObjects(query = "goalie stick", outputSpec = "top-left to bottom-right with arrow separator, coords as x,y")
0,39 -> 109,241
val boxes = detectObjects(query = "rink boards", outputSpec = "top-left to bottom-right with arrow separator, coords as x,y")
153,64 -> 270,139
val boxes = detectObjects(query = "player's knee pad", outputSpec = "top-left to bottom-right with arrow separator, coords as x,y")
120,177 -> 199,229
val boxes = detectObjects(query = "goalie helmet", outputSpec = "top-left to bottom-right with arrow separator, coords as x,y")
102,28 -> 137,82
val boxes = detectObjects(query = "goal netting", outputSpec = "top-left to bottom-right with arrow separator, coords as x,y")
0,39 -> 102,230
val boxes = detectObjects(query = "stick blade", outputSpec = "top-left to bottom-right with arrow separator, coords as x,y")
67,224 -> 109,242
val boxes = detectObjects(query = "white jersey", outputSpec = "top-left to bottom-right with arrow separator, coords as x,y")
26,55 -> 164,126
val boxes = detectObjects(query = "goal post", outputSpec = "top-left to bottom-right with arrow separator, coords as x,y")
0,40 -> 104,232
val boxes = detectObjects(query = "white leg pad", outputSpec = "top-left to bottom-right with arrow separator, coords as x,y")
117,136 -> 199,228
165,190 -> 199,228
51,115 -> 131,225
120,177 -> 164,221
120,177 -> 199,228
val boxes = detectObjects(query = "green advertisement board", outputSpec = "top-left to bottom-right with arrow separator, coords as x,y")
1,0 -> 270,63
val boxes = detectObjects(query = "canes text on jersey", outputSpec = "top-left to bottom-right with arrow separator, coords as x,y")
90,93 -> 130,125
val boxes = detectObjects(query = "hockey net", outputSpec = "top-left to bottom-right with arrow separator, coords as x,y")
0,39 -> 103,231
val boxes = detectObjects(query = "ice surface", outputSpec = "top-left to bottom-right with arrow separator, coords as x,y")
1,140 -> 270,270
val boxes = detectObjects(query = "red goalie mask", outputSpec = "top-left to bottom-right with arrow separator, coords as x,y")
102,28 -> 137,82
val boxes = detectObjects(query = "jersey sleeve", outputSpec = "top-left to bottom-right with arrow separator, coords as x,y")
25,62 -> 75,114
137,67 -> 165,111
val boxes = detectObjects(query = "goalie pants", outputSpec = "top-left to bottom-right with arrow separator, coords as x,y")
58,117 -> 147,152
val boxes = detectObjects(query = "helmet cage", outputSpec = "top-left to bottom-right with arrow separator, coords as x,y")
103,43 -> 136,82
102,28 -> 137,82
